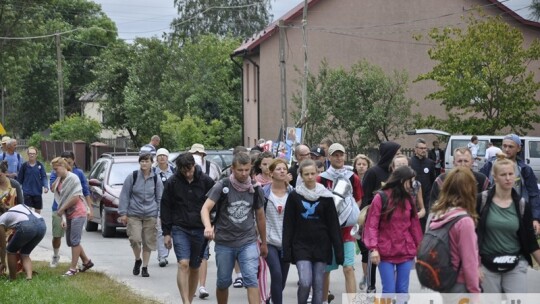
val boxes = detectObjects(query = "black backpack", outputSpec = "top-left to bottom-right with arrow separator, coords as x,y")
416,214 -> 468,292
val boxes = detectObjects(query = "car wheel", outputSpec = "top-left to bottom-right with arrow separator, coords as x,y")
86,220 -> 98,232
101,208 -> 116,238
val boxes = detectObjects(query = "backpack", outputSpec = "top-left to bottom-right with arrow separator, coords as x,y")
211,178 -> 260,225
320,174 -> 360,227
416,214 -> 468,292
132,170 -> 158,198
358,190 -> 388,227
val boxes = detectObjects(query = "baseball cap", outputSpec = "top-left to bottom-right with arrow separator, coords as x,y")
328,143 -> 346,156
310,146 -> 326,157
156,148 -> 170,158
188,143 -> 206,155
503,134 -> 521,146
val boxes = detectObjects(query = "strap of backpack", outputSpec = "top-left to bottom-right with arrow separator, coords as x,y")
132,170 -> 138,186
212,178 -> 229,225
205,161 -> 211,175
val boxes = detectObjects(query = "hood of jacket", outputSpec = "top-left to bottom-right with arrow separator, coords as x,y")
377,141 -> 401,171
429,208 -> 469,230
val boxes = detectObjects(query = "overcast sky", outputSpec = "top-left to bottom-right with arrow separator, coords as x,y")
91,0 -> 303,41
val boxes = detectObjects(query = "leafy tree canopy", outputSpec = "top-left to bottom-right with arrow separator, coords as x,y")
170,0 -> 271,41
293,60 -> 416,153
416,13 -> 540,135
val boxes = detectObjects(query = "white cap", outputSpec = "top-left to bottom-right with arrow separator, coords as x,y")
156,148 -> 170,158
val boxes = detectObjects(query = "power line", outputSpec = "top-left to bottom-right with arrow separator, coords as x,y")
0,28 -> 81,40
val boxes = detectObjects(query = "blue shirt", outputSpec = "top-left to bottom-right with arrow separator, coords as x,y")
2,152 -> 22,177
18,161 -> 48,196
50,166 -> 90,211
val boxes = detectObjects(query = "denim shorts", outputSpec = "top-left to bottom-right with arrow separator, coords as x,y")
171,226 -> 205,268
215,242 -> 259,289
7,218 -> 46,255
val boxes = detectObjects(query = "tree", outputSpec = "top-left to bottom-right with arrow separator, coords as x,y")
50,114 -> 101,143
416,14 -> 540,134
170,0 -> 271,41
160,111 -> 226,150
532,0 -> 540,21
292,60 -> 416,152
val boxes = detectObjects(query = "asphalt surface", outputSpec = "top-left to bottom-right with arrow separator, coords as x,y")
31,191 -> 540,303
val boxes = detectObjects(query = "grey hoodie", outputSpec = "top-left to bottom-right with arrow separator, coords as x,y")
118,169 -> 163,218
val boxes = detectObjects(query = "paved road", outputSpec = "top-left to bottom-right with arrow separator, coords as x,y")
32,192 -> 540,303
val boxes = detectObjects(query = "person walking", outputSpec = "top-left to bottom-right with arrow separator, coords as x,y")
200,152 -> 267,304
428,140 -> 445,176
154,148 -> 175,268
352,154 -> 372,182
161,153 -> 214,302
140,135 -> 160,155
50,157 -> 94,277
283,159 -> 343,304
254,151 -> 274,187
363,166 -> 422,303
410,138 -> 436,232
428,167 -> 481,295
0,203 -> 46,280
17,146 -> 48,214
477,155 -> 540,294
119,153 -> 163,278
263,159 -> 293,304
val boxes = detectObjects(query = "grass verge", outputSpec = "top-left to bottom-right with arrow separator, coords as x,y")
0,261 -> 161,304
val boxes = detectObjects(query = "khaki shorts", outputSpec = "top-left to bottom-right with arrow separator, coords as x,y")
52,213 -> 65,238
126,216 -> 157,251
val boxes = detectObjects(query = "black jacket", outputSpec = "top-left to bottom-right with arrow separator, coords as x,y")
282,191 -> 343,265
160,165 -> 215,234
427,148 -> 445,169
410,155 -> 436,203
361,141 -> 401,209
288,163 -> 300,188
476,188 -> 539,266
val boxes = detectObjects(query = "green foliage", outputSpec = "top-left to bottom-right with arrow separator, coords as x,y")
171,0 -> 271,41
416,13 -> 540,134
292,60 -> 416,152
90,34 -> 242,148
160,111 -> 227,150
0,0 -> 117,137
50,114 -> 101,143
28,132 -> 46,150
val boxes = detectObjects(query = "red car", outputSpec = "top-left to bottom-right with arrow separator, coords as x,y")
86,153 -> 140,237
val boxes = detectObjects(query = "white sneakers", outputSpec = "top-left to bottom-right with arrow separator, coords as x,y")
50,255 -> 60,268
198,286 -> 209,299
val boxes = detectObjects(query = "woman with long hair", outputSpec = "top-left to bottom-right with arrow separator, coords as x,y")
363,166 -> 422,302
254,151 -> 274,186
429,167 -> 480,294
282,159 -> 343,304
51,157 -> 94,276
263,159 -> 293,304
477,155 -> 540,293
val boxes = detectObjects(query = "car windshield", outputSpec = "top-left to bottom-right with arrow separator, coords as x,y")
109,162 -> 140,185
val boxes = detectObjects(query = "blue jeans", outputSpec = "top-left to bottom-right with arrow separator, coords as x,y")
215,242 -> 259,289
297,260 -> 326,304
378,259 -> 414,294
265,245 -> 290,304
7,217 -> 46,255
171,226 -> 204,268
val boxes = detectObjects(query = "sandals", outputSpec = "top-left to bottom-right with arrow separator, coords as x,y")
79,260 -> 94,272
63,269 -> 78,277
233,277 -> 244,288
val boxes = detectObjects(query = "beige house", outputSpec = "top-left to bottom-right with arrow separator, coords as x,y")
232,0 -> 540,147
79,93 -> 130,139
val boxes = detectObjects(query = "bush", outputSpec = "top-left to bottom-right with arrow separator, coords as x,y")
50,114 -> 101,143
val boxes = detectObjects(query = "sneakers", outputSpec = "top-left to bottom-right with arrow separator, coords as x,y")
367,287 -> 377,294
359,275 -> 367,291
63,269 -> 77,277
158,257 -> 168,267
79,260 -> 94,272
133,259 -> 142,276
50,255 -> 60,268
328,291 -> 334,303
233,277 -> 244,288
198,286 -> 209,299
141,267 -> 149,277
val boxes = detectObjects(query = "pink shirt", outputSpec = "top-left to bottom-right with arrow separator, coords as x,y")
57,181 -> 87,219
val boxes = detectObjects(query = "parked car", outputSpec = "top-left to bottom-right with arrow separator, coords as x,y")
169,149 -> 233,170
86,153 -> 140,237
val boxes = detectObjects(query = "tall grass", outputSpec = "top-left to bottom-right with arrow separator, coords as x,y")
0,261 -> 161,304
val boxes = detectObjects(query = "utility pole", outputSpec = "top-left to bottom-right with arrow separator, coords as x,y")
56,34 -> 64,121
1,86 -> 4,127
299,0 -> 309,144
279,20 -> 288,134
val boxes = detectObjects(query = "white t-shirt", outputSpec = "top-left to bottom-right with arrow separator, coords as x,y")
0,204 -> 42,228
485,146 -> 502,161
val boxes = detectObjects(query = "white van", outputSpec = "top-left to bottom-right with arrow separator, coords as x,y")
445,135 -> 540,181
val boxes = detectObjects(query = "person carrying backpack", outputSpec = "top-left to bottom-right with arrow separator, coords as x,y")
421,167 -> 480,297
363,166 -> 422,304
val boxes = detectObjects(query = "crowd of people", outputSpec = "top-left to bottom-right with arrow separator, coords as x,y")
0,133 -> 540,304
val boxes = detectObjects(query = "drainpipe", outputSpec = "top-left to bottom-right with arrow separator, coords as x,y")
230,54 -> 244,146
243,53 -> 261,144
